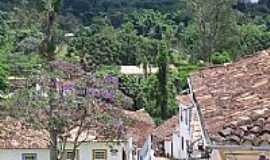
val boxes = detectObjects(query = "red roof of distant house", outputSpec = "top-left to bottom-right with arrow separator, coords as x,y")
152,115 -> 179,141
0,109 -> 155,149
176,95 -> 193,106
0,117 -> 49,149
190,49 -> 270,145
124,109 -> 156,148
151,115 -> 179,157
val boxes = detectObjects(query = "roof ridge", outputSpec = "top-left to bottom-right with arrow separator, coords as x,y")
191,48 -> 270,74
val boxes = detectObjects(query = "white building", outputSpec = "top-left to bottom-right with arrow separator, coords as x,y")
120,65 -> 176,75
151,95 -> 193,160
177,95 -> 193,159
152,115 -> 180,159
239,0 -> 259,4
0,109 -> 155,160
0,142 -> 126,160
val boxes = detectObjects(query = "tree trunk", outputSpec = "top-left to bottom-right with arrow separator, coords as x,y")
50,130 -> 58,160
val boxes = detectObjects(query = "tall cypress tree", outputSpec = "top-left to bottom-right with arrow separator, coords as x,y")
40,0 -> 62,61
157,42 -> 169,120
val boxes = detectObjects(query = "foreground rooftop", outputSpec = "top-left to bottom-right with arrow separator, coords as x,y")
190,49 -> 270,146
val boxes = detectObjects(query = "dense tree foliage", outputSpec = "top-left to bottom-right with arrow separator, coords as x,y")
0,0 -> 270,124
0,11 -> 9,91
156,43 -> 169,119
61,0 -> 186,26
188,0 -> 240,60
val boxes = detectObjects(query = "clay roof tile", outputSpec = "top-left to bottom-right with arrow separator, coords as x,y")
190,49 -> 270,146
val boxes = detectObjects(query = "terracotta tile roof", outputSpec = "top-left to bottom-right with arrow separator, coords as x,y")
124,109 -> 156,148
151,95 -> 192,143
152,115 -> 179,140
123,109 -> 155,125
190,49 -> 270,146
152,115 -> 179,156
0,109 -> 155,149
0,117 -> 49,149
176,95 -> 193,106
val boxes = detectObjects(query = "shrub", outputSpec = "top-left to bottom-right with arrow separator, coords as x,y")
142,74 -> 178,123
96,65 -> 120,77
0,63 -> 8,91
210,51 -> 232,64
119,75 -> 144,110
171,63 -> 200,90
240,24 -> 270,55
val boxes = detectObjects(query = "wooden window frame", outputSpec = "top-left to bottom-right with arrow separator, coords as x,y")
65,149 -> 79,160
180,108 -> 183,122
93,149 -> 107,160
181,137 -> 185,151
22,153 -> 37,160
185,109 -> 188,125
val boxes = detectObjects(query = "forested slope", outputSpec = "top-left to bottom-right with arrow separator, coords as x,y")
0,0 -> 270,122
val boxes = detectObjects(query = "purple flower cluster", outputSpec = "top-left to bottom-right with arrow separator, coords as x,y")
56,82 -> 75,96
87,88 -> 114,102
63,83 -> 75,92
104,75 -> 119,85
49,75 -> 118,103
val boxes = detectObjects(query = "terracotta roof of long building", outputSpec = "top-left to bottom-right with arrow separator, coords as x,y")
124,109 -> 156,148
0,109 -> 155,149
152,115 -> 179,141
190,49 -> 270,146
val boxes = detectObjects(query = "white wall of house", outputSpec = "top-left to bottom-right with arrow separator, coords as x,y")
126,137 -> 133,160
164,132 -> 182,159
0,141 -> 128,160
172,131 -> 181,159
138,136 -> 154,160
79,142 -> 124,160
178,103 -> 193,159
0,149 -> 50,160
211,150 -> 223,160
164,140 -> 171,157
162,103 -> 193,160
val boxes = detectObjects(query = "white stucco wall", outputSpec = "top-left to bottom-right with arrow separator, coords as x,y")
79,142 -> 124,160
0,149 -> 50,160
178,104 -> 192,159
164,140 -> 171,157
211,150 -> 223,160
0,142 -> 126,160
172,132 -> 182,159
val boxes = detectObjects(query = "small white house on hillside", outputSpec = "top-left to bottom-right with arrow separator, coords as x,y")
120,65 -> 176,75
0,109 -> 155,160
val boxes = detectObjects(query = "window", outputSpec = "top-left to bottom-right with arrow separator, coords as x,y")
185,109 -> 189,126
65,150 -> 78,160
186,140 -> 189,153
66,151 -> 73,160
93,149 -> 107,160
110,149 -> 118,157
181,137 -> 185,151
22,153 -> 37,160
180,108 -> 183,122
